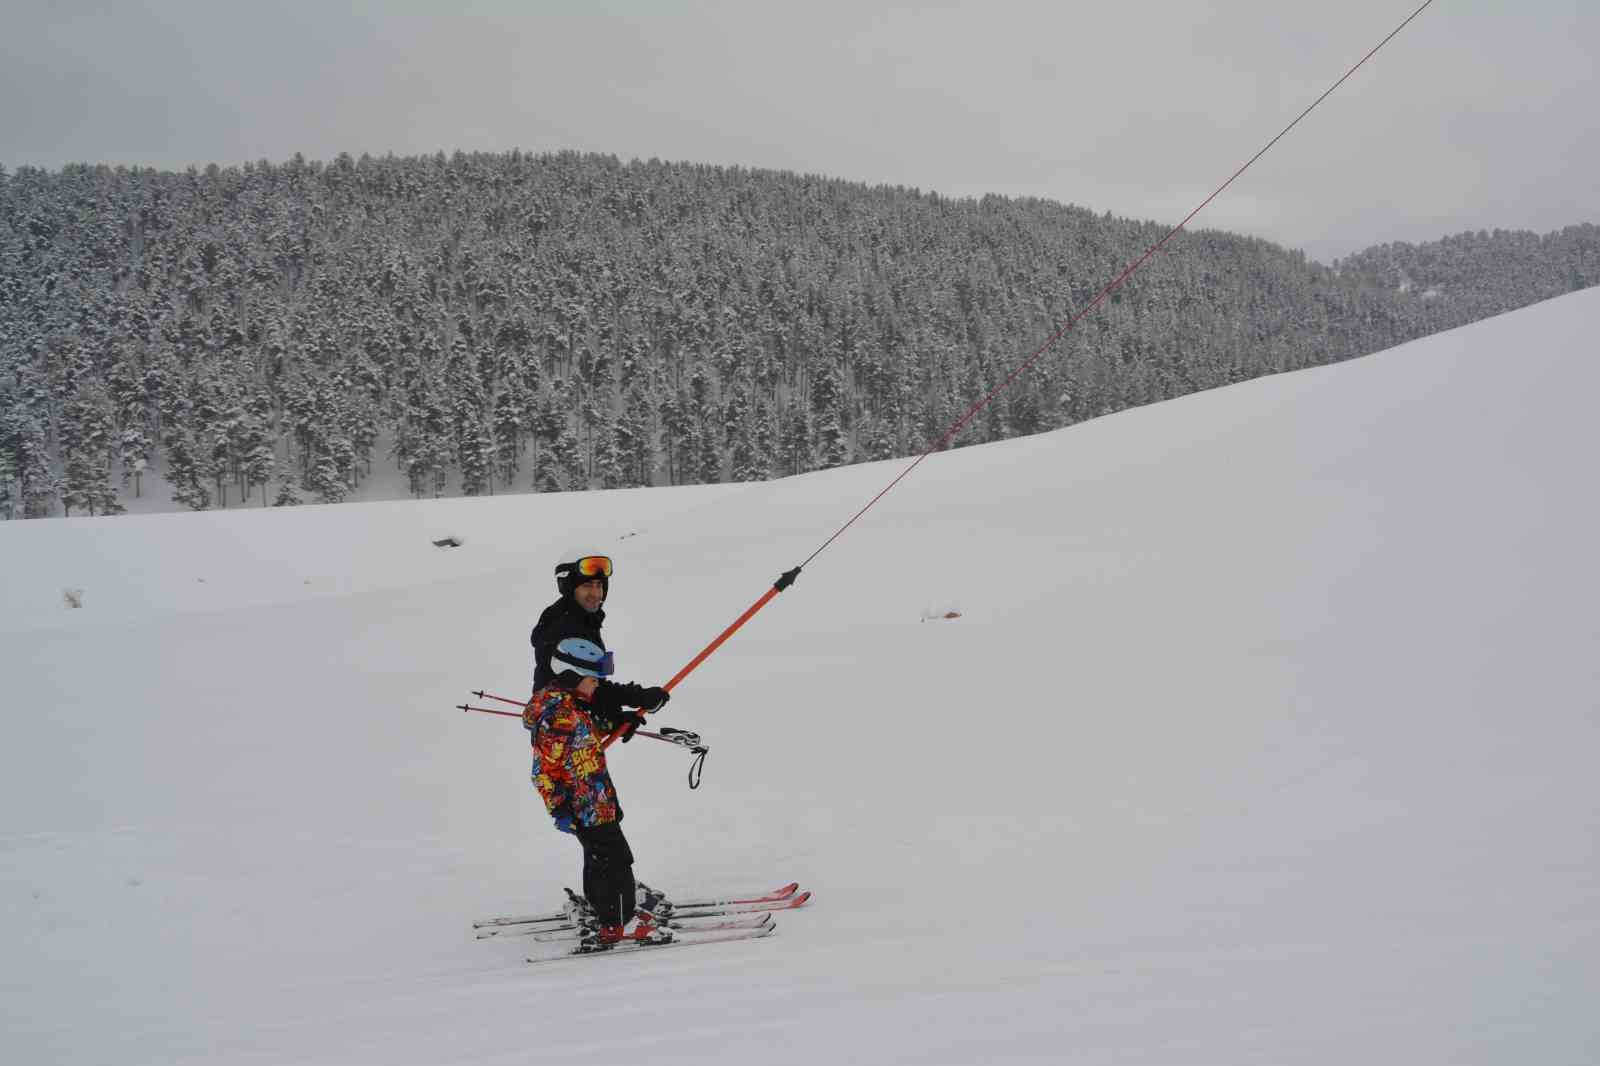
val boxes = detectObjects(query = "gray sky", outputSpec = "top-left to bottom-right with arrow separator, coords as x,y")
2,0 -> 1594,262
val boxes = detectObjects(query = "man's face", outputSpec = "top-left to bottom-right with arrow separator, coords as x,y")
573,577 -> 605,613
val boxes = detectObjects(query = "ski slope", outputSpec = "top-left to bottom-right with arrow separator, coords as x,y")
3,288 -> 1598,1065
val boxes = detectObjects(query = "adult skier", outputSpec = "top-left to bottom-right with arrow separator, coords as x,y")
525,554 -> 670,948
530,552 -> 670,730
532,553 -> 608,690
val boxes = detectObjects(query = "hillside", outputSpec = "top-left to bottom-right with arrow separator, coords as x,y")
2,288 -> 1597,1065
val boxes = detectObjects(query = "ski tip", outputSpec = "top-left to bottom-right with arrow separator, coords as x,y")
790,890 -> 812,907
778,881 -> 801,897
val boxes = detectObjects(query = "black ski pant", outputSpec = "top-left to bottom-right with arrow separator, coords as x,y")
574,821 -> 635,927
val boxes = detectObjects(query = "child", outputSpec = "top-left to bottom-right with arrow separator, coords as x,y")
525,630 -> 669,948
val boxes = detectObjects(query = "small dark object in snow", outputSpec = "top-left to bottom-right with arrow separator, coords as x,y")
63,588 -> 84,609
433,536 -> 464,548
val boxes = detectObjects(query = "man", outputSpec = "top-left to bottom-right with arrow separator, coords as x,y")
531,552 -> 611,691
532,552 -> 670,737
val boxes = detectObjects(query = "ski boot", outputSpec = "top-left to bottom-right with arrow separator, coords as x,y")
636,883 -> 670,920
561,887 -> 594,925
576,918 -> 675,953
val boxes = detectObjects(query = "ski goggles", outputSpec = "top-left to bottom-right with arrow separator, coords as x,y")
573,555 -> 613,579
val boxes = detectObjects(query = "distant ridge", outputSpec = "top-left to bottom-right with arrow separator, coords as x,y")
2,152 -> 1595,518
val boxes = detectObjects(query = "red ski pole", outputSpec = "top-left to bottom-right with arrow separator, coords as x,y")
461,702 -> 710,788
459,703 -> 697,748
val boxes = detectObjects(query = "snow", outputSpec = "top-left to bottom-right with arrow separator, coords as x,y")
4,288 -> 1599,1065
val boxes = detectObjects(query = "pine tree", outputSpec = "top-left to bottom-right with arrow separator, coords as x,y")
244,441 -> 277,505
306,442 -> 352,503
552,419 -> 583,491
728,416 -> 759,483
529,396 -> 566,493
659,392 -> 694,485
616,385 -> 656,487
118,427 -> 154,497
0,445 -> 15,520
858,412 -> 898,461
458,417 -> 493,496
448,335 -> 492,495
595,411 -> 627,489
14,418 -> 58,519
752,399 -> 778,479
696,417 -> 725,484
781,400 -> 812,477
165,435 -> 211,511
272,472 -> 302,506
59,391 -> 123,516
344,398 -> 380,486
0,391 -> 21,519
106,349 -> 148,435
205,424 -> 233,508
492,383 -> 529,488
811,359 -> 850,469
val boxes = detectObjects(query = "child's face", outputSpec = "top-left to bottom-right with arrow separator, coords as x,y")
573,578 -> 606,613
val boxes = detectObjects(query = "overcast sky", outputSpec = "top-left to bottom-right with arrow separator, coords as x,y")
2,0 -> 1594,263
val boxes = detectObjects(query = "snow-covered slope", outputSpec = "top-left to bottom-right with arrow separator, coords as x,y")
3,288 -> 1598,1066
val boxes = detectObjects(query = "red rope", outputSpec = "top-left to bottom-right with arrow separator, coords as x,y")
800,0 -> 1438,570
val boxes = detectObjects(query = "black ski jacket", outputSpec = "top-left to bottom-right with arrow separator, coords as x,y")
531,595 -> 604,689
530,596 -> 654,732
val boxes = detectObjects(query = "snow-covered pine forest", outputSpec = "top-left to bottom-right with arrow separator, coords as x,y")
2,151 -> 1597,518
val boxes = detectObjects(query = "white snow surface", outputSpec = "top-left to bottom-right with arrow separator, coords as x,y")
4,289 -> 1599,1065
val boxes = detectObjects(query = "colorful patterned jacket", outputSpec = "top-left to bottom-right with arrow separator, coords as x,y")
524,683 -> 621,834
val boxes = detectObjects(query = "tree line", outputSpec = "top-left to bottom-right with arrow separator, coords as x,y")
1,151 -> 1596,518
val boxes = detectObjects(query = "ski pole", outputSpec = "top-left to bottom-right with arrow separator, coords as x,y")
473,688 -> 696,753
473,689 -> 527,708
458,703 -> 699,748
459,703 -> 521,719
459,703 -> 710,789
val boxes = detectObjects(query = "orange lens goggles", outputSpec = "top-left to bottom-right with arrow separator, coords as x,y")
575,556 -> 613,578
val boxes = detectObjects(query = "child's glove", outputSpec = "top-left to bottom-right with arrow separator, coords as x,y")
615,712 -> 647,742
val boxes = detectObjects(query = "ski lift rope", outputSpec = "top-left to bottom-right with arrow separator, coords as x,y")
798,0 -> 1440,574
635,0 -> 1442,714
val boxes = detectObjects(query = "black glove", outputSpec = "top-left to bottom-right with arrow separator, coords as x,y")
615,711 -> 647,743
639,687 -> 670,711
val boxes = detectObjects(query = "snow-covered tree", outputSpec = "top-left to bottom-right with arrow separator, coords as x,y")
272,471 -> 302,506
243,441 -> 277,506
117,427 -> 153,497
59,390 -> 123,516
164,435 -> 211,511
811,359 -> 850,469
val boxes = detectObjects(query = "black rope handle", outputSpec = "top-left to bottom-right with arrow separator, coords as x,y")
656,727 -> 709,789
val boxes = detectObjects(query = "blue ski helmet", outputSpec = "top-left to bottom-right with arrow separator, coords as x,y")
551,637 -> 614,678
